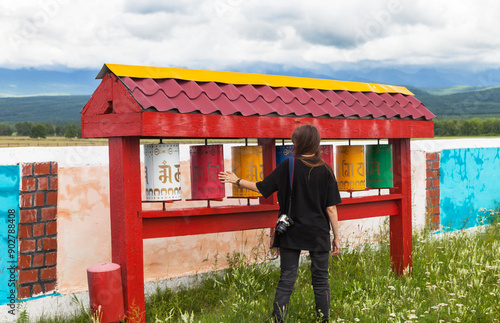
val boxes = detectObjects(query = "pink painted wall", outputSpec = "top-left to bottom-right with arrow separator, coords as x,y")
57,161 -> 269,293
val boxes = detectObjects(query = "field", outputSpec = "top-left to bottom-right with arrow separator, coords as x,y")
0,136 -> 245,148
31,212 -> 500,323
0,136 -> 108,148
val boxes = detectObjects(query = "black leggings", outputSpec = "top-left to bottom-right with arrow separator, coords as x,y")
272,247 -> 330,322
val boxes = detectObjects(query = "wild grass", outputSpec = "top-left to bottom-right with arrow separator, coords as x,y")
32,208 -> 499,323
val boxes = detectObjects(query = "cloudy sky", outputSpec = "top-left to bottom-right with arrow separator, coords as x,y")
1,0 -> 500,74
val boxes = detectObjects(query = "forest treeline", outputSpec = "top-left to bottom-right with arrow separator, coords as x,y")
0,121 -> 81,138
434,118 -> 500,136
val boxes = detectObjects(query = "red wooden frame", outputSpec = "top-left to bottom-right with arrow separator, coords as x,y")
82,112 -> 434,139
82,74 -> 433,322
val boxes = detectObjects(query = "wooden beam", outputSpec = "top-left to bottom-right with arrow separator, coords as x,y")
108,137 -> 145,322
81,113 -> 142,138
142,205 -> 278,239
140,112 -> 434,139
141,194 -> 402,239
82,111 -> 434,139
337,194 -> 401,220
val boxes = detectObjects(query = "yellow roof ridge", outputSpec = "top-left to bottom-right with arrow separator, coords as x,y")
97,63 -> 414,95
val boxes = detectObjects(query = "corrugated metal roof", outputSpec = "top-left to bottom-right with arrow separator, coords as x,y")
119,76 -> 435,120
98,63 -> 414,95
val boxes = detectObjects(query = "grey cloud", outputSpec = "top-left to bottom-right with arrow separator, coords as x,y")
236,23 -> 282,41
238,1 -> 303,24
296,26 -> 364,49
123,0 -> 196,15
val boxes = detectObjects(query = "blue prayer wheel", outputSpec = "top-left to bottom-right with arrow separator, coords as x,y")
276,145 -> 294,165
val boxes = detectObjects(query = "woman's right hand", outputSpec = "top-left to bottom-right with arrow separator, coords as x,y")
219,170 -> 239,184
332,238 -> 340,257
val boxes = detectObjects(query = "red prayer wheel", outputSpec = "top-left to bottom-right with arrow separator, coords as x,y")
320,144 -> 334,169
190,145 -> 225,200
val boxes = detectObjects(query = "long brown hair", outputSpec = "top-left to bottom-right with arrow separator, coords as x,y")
291,124 -> 334,178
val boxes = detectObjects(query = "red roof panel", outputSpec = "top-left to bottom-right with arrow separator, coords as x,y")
120,76 -> 435,120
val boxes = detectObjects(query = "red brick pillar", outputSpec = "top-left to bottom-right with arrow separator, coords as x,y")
17,162 -> 58,299
426,153 -> 440,231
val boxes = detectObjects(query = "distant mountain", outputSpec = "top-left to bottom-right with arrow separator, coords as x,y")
1,64 -> 500,124
230,62 -> 500,88
2,64 -> 500,97
0,95 -> 90,124
1,86 -> 499,125
407,86 -> 500,118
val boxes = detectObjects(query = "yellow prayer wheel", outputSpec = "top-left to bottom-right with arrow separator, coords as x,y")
336,145 -> 365,191
231,146 -> 263,197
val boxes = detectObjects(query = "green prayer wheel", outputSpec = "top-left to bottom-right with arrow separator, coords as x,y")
365,144 -> 393,188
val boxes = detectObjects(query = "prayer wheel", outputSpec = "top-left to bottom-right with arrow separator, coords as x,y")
232,146 -> 263,197
144,143 -> 182,201
336,145 -> 366,191
190,145 -> 225,200
276,145 -> 333,168
276,145 -> 294,165
365,144 -> 393,188
320,145 -> 334,169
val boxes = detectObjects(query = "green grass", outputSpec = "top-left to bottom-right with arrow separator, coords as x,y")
32,209 -> 500,323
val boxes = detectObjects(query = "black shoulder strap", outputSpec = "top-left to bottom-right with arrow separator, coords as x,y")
287,157 -> 295,215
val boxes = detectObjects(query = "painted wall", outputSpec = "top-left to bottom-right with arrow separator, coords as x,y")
0,165 -> 20,308
57,161 -> 268,294
2,138 -> 500,321
440,147 -> 500,230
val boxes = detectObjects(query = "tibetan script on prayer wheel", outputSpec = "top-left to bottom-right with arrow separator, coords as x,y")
231,146 -> 263,197
320,145 -> 334,169
276,145 -> 294,165
190,145 -> 225,200
365,144 -> 393,189
144,143 -> 181,201
336,145 -> 366,191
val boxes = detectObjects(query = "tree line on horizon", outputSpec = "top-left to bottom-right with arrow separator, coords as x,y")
0,121 -> 81,139
433,118 -> 500,136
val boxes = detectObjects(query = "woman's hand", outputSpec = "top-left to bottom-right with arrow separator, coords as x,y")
332,238 -> 340,257
219,171 -> 239,184
219,171 -> 260,193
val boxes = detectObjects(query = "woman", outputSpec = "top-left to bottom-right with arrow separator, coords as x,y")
219,124 -> 341,322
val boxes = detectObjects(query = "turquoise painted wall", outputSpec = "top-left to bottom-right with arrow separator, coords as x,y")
0,165 -> 20,306
440,148 -> 500,231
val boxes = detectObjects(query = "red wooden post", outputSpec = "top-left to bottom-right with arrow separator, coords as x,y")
258,138 -> 277,205
389,138 -> 413,275
108,137 -> 145,322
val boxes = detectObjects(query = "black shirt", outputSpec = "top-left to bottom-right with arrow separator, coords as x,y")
256,158 -> 342,251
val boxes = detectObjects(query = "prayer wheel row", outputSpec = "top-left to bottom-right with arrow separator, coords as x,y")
276,144 -> 393,191
143,142 -> 394,201
144,144 -> 264,201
